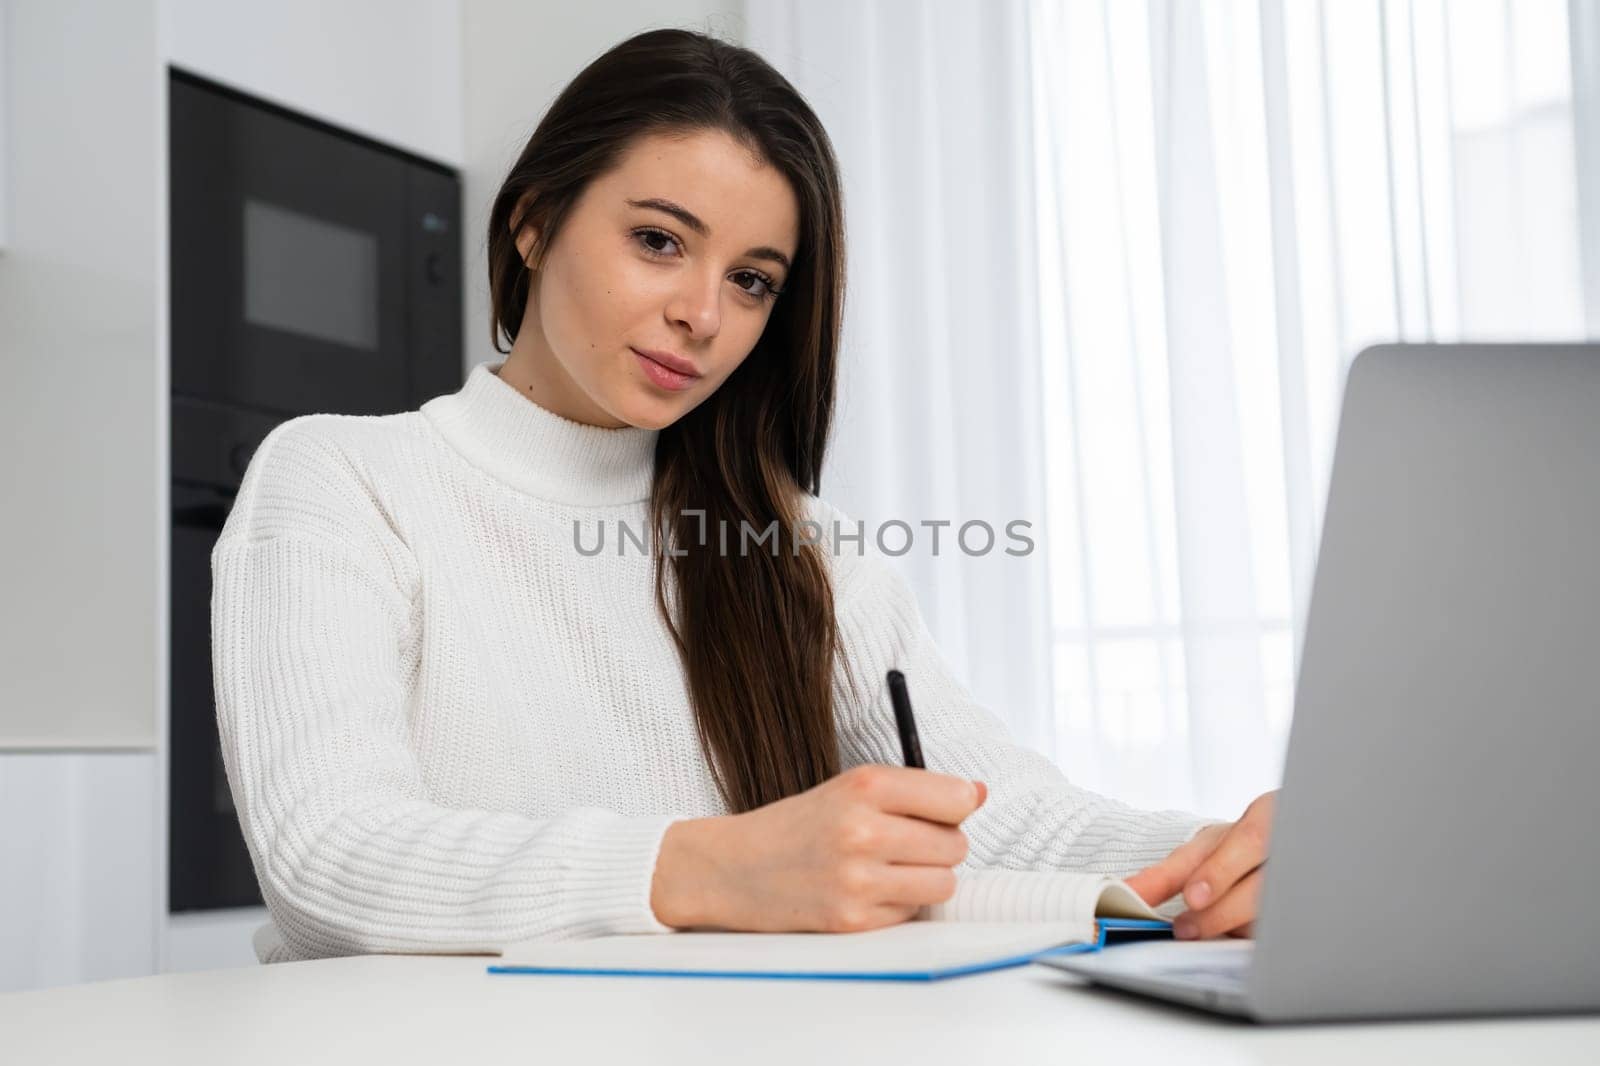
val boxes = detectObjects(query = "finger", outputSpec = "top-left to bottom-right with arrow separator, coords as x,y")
1182,814 -> 1270,910
860,903 -> 921,931
875,863 -> 961,908
844,765 -> 982,825
1173,868 -> 1263,940
1122,826 -> 1222,906
877,814 -> 970,866
822,901 -> 920,935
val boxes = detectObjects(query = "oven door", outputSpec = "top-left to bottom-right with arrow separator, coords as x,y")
170,71 -> 411,416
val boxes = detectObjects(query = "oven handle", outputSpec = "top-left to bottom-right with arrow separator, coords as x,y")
172,483 -> 238,532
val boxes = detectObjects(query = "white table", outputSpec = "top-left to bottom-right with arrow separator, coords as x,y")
3,955 -> 1597,1064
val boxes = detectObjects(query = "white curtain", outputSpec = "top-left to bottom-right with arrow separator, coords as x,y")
746,0 -> 1592,820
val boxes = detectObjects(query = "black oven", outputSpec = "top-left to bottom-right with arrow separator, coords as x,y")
167,68 -> 462,912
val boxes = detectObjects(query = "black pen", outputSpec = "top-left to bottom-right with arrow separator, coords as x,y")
885,669 -> 925,769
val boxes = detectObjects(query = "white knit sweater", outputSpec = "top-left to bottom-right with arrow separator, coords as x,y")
211,359 -> 1205,964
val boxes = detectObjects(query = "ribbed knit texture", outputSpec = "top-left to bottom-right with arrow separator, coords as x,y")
211,360 -> 1207,965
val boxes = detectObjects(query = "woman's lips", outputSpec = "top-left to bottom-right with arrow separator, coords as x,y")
632,348 -> 699,391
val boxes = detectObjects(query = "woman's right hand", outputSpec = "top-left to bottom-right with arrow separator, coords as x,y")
650,765 -> 988,933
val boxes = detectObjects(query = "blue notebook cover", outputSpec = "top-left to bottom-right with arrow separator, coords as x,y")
486,918 -> 1172,983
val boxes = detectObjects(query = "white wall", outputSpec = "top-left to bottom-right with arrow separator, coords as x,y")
1,0 -> 741,995
0,0 -> 163,752
0,0 -> 165,991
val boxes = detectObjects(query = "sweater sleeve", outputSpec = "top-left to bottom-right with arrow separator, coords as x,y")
211,419 -> 685,961
823,514 -> 1212,880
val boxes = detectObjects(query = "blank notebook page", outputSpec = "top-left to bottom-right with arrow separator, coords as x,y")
497,920 -> 1092,974
924,870 -> 1158,924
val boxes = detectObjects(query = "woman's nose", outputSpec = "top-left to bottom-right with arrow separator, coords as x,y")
665,272 -> 722,339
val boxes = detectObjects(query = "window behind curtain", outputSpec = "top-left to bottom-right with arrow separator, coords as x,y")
1029,0 -> 1587,815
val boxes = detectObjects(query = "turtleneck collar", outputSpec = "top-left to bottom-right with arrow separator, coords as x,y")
420,360 -> 659,506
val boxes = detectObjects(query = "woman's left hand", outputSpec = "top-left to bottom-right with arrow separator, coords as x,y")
1122,790 -> 1278,940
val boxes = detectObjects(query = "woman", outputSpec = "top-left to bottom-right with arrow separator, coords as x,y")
212,27 -> 1275,964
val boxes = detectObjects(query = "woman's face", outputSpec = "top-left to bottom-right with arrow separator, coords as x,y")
506,128 -> 801,430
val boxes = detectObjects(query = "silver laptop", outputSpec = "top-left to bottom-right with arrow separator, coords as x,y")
1039,344 -> 1600,1023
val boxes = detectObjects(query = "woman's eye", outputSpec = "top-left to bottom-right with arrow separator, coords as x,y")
732,271 -> 777,300
634,228 -> 680,256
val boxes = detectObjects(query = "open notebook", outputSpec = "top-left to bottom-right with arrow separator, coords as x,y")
488,870 -> 1176,982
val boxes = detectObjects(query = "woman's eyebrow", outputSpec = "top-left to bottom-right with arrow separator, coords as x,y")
626,197 -> 792,272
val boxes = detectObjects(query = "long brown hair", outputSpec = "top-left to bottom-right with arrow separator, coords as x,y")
485,28 -> 850,813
